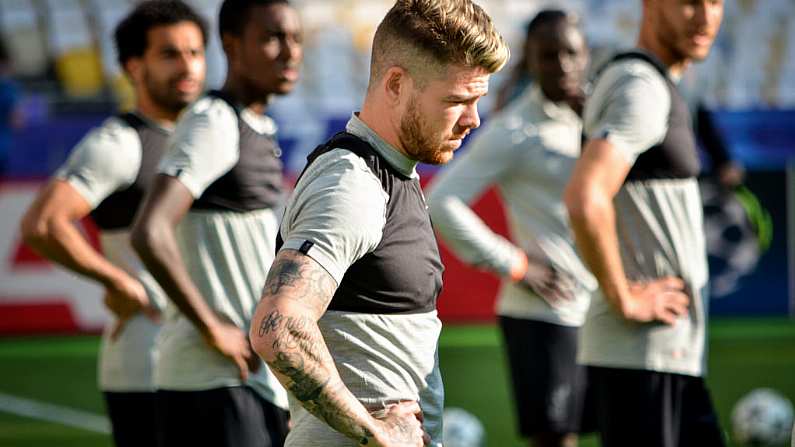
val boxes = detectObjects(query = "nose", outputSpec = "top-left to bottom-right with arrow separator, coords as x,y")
692,1 -> 709,27
280,36 -> 302,64
176,50 -> 199,74
557,52 -> 574,75
459,102 -> 481,130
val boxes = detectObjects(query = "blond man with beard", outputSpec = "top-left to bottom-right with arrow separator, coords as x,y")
249,1 -> 509,446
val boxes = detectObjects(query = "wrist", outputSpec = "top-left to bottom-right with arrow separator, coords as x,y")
357,417 -> 381,445
606,286 -> 635,319
99,269 -> 131,290
201,318 -> 224,342
508,251 -> 528,282
616,294 -> 636,319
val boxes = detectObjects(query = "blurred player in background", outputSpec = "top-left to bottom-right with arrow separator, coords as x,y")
0,38 -> 22,175
492,19 -> 536,114
564,0 -> 726,445
248,0 -> 508,446
131,0 -> 302,446
19,2 -> 207,446
427,10 -> 595,447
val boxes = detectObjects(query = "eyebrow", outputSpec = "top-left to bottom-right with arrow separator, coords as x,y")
443,92 -> 488,102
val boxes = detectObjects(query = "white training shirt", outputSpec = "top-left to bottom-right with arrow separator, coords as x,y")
278,115 -> 444,446
55,114 -> 169,392
427,86 -> 596,327
578,57 -> 709,377
155,96 -> 288,409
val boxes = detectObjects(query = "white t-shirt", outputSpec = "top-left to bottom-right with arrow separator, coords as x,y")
155,96 -> 288,408
427,86 -> 596,326
278,115 -> 444,446
56,114 -> 169,392
579,56 -> 709,377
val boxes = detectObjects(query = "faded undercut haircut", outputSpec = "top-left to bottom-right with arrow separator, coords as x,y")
369,0 -> 510,89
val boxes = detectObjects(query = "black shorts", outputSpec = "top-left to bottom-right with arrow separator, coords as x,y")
589,366 -> 725,447
104,391 -> 158,447
155,386 -> 290,447
499,316 -> 596,436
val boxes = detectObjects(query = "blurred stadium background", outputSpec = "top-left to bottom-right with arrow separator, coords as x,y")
0,0 -> 793,446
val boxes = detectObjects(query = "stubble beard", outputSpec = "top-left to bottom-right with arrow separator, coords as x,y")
399,97 -> 450,165
143,68 -> 192,115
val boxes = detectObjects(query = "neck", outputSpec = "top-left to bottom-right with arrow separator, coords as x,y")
222,72 -> 269,115
637,26 -> 690,78
358,96 -> 410,158
136,95 -> 178,127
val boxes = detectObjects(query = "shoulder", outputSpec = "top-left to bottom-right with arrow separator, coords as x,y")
593,59 -> 669,101
467,92 -> 545,158
296,148 -> 389,205
76,116 -> 142,165
300,148 -> 385,193
176,96 -> 238,133
54,116 -> 142,199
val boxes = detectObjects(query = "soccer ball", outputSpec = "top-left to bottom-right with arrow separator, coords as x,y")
700,180 -> 764,297
731,388 -> 794,446
442,407 -> 485,447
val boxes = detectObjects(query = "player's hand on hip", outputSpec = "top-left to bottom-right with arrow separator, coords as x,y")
206,322 -> 261,381
364,401 -> 429,447
622,276 -> 690,325
104,275 -> 155,340
517,255 -> 576,307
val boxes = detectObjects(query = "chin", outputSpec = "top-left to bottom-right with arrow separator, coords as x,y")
691,49 -> 711,61
427,149 -> 454,165
681,43 -> 712,62
437,152 -> 454,165
178,93 -> 200,105
274,81 -> 297,95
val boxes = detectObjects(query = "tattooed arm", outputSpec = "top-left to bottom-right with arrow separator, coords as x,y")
250,249 -> 428,447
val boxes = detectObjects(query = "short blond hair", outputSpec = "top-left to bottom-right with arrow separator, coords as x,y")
369,0 -> 509,88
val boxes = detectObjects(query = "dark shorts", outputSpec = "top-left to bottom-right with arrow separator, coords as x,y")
155,387 -> 290,447
499,316 -> 596,436
589,366 -> 726,447
104,391 -> 158,447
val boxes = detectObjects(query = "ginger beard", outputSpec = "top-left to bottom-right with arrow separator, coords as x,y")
399,94 -> 457,166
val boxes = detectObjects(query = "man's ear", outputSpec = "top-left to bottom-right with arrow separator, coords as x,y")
221,33 -> 239,67
383,66 -> 411,107
124,58 -> 143,85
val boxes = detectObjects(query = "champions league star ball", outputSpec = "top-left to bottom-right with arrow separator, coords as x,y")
442,407 -> 485,447
701,181 -> 762,297
731,388 -> 794,446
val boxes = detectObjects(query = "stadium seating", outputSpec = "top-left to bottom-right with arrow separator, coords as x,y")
44,0 -> 104,98
0,0 -> 48,78
0,0 -> 791,108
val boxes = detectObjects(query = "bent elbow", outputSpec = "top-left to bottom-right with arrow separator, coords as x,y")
249,327 -> 271,360
20,212 -> 52,248
564,184 -> 605,224
250,321 -> 279,363
130,220 -> 160,259
563,183 -> 587,220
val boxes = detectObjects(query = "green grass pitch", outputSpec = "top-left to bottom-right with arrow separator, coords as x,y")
0,317 -> 793,446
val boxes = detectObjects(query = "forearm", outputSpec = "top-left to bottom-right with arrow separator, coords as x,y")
567,195 -> 631,313
256,305 -> 378,441
251,250 -> 379,443
131,220 -> 219,336
23,216 -> 128,287
429,194 -> 523,277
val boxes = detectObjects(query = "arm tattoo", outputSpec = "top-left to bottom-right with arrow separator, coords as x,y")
257,252 -> 375,441
263,254 -> 337,309
260,308 -> 373,439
